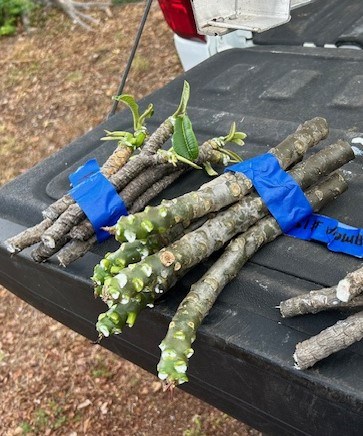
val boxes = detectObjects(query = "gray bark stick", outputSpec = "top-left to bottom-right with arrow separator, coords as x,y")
130,171 -> 185,214
4,218 -> 53,254
31,234 -> 71,263
279,287 -> 363,318
293,311 -> 363,370
336,265 -> 363,302
57,235 -> 97,267
57,170 -> 192,267
69,163 -> 175,241
43,144 -> 134,221
105,144 -> 351,306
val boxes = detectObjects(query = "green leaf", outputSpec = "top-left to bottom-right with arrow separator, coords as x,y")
113,95 -> 140,131
173,81 -> 190,117
172,115 -> 199,161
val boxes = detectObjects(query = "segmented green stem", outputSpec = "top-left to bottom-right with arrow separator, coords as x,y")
93,230 -> 181,297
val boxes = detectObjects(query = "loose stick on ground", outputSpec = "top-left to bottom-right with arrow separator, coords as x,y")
279,287 -> 363,318
156,172 -> 348,385
293,311 -> 363,370
336,265 -> 363,302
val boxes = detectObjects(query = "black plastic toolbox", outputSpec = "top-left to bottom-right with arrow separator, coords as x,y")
1,46 -> 363,435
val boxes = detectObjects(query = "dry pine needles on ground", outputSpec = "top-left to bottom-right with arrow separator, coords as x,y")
0,4 -> 258,434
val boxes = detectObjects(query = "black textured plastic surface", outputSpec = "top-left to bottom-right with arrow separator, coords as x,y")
254,0 -> 363,49
1,46 -> 363,435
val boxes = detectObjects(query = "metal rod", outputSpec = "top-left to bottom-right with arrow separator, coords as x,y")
107,0 -> 154,119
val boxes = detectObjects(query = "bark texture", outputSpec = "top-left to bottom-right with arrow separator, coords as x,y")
5,218 -> 53,253
31,235 -> 71,262
336,265 -> 363,302
130,171 -> 184,215
69,163 -> 174,241
40,119 -> 174,249
280,287 -> 363,318
43,195 -> 74,221
43,144 -> 133,221
294,311 -> 363,370
57,236 -> 97,267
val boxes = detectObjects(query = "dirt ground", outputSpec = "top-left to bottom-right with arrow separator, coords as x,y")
0,3 -> 261,435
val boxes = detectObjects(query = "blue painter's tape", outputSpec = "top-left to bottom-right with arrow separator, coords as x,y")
288,214 -> 363,258
69,159 -> 100,187
69,160 -> 128,242
226,154 -> 313,232
226,153 -> 363,258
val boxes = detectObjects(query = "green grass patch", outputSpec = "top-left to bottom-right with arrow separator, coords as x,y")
0,0 -> 34,36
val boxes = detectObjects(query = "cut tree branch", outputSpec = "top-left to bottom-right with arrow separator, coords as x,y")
279,286 -> 363,318
336,265 -> 363,302
293,311 -> 363,370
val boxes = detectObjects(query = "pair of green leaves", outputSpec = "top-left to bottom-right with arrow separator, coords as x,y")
102,95 -> 154,149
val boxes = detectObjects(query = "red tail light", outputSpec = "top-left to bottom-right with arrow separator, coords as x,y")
158,0 -> 205,41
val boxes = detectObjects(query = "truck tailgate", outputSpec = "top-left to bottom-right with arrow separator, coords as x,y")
1,46 -> 362,435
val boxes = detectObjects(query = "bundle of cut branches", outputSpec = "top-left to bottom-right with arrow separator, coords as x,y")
279,265 -> 363,370
90,117 -> 355,387
5,82 -> 246,266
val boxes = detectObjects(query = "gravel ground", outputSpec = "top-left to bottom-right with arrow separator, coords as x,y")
0,3 -> 260,435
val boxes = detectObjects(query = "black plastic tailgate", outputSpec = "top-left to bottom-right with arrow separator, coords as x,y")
0,46 -> 362,435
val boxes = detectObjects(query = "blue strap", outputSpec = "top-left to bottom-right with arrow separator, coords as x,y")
226,153 -> 363,258
69,159 -> 128,242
